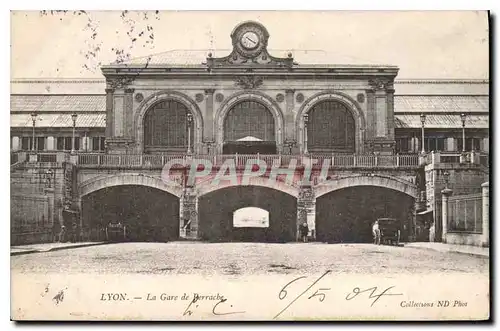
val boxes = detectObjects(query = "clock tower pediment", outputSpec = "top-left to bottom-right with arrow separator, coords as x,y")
206,21 -> 295,69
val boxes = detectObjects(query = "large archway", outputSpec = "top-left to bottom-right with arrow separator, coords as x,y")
297,91 -> 366,154
316,186 -> 414,243
135,90 -> 203,154
198,186 -> 297,242
143,99 -> 194,154
81,185 -> 180,242
223,100 -> 276,154
306,100 -> 355,153
215,91 -> 285,154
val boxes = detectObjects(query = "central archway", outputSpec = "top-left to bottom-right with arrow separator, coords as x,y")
198,186 -> 297,242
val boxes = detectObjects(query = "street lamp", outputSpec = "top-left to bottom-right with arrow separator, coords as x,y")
187,113 -> 193,155
30,112 -> 38,153
460,113 -> 467,153
420,113 -> 426,154
71,113 -> 78,154
443,171 -> 450,189
303,113 -> 309,155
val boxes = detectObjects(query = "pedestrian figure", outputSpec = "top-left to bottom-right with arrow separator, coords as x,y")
59,225 -> 66,243
372,220 -> 381,245
72,222 -> 78,242
299,222 -> 309,243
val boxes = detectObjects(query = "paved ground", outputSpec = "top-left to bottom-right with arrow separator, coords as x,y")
10,242 -> 489,276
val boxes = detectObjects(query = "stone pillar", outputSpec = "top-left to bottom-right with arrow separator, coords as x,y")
441,188 -> 453,243
46,136 -> 55,151
105,88 -> 114,137
124,88 -> 135,138
284,89 -> 295,142
481,182 -> 489,247
180,187 -> 198,240
297,185 -> 315,241
11,136 -> 20,151
482,137 -> 489,153
446,137 -> 455,152
431,151 -> 440,164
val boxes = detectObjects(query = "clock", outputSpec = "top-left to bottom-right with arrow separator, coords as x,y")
240,31 -> 260,50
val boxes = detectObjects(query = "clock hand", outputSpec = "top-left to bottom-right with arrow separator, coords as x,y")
245,36 -> 257,44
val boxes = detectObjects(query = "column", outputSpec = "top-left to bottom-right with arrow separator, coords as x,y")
446,137 -> 455,152
481,182 -> 489,247
124,89 -> 134,138
11,136 -> 20,151
180,186 -> 198,240
441,188 -> 453,243
46,136 -> 55,151
297,185 -> 315,241
482,137 -> 489,153
105,88 -> 114,137
284,89 -> 295,142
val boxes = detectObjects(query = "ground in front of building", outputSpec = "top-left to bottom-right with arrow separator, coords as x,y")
11,242 -> 489,276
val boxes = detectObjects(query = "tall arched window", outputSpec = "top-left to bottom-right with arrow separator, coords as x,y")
307,101 -> 355,153
224,101 -> 275,141
143,100 -> 194,153
223,101 -> 276,154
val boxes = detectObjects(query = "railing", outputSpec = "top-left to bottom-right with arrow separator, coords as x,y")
74,152 -> 420,169
37,152 -> 58,163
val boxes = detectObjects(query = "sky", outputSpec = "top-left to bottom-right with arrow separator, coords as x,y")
10,10 -> 489,79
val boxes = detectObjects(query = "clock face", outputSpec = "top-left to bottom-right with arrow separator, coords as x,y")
240,31 -> 260,50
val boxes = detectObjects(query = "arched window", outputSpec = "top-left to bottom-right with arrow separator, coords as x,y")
224,101 -> 275,142
307,101 -> 355,153
143,100 -> 194,153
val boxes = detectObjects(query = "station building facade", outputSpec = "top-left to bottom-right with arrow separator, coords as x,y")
10,21 -> 489,244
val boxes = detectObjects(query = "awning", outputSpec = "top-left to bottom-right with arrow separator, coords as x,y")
417,210 -> 433,216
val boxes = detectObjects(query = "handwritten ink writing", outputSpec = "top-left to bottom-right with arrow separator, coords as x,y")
307,288 -> 331,302
346,286 -> 403,307
212,298 -> 246,316
274,270 -> 332,319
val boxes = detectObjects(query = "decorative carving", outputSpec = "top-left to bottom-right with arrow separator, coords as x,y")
204,89 -> 215,95
134,93 -> 144,102
205,21 -> 295,70
368,77 -> 393,91
107,76 -> 135,89
215,93 -> 224,103
276,93 -> 285,103
357,93 -> 365,103
234,76 -> 264,89
296,93 -> 305,103
195,93 -> 205,103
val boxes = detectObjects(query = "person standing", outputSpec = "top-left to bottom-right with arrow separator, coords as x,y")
299,222 -> 309,243
372,220 -> 381,245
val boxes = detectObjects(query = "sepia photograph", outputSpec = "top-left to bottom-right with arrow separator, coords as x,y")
9,10 -> 490,321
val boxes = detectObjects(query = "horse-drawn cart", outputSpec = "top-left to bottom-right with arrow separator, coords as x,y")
377,218 -> 402,246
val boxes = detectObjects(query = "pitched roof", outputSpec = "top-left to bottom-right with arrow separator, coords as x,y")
10,113 -> 106,128
10,95 -> 106,113
394,95 -> 489,113
394,114 -> 489,129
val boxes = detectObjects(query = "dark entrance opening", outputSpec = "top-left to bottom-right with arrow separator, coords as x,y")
198,186 -> 297,242
316,186 -> 414,243
82,185 -> 180,242
222,141 -> 277,154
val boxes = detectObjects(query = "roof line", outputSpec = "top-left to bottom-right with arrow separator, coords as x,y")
10,93 -> 106,96
10,78 -> 489,84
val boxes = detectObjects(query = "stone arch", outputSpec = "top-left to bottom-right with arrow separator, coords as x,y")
214,90 -> 285,153
135,90 -> 204,154
315,174 -> 418,199
196,175 -> 299,198
296,90 -> 366,154
78,173 -> 183,198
